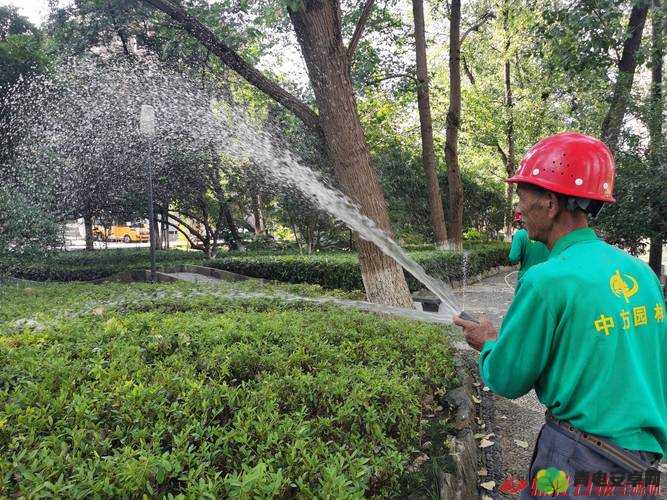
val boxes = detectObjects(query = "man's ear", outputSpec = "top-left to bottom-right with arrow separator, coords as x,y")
546,192 -> 560,218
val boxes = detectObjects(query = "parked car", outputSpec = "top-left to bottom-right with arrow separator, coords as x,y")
93,223 -> 149,243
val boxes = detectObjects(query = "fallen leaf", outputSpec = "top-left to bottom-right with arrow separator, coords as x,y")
482,386 -> 490,392
514,439 -> 529,448
480,480 -> 496,491
471,395 -> 481,404
473,382 -> 481,387
478,467 -> 488,477
479,439 -> 495,448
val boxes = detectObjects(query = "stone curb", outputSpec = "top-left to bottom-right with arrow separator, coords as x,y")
438,351 -> 506,500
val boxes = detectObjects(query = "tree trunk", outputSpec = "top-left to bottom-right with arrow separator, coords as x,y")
153,212 -> 162,250
445,0 -> 464,249
251,190 -> 265,235
502,2 -> 517,239
163,206 -> 170,249
288,2 -> 413,307
601,1 -> 650,152
84,213 -> 94,251
412,0 -> 449,248
647,0 -> 664,279
222,203 -> 244,251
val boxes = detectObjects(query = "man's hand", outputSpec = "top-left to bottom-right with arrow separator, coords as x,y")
453,315 -> 498,351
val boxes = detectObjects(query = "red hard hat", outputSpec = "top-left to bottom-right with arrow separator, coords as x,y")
507,132 -> 615,202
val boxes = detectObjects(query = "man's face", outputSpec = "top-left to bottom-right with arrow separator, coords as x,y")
516,185 -> 551,242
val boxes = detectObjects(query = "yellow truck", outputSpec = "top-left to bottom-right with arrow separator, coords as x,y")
93,223 -> 150,243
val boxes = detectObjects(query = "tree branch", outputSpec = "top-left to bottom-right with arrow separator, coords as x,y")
462,55 -> 475,85
164,218 -> 202,251
460,10 -> 494,45
363,72 -> 417,87
140,0 -> 321,133
496,142 -> 509,167
167,210 -> 204,241
347,0 -> 376,64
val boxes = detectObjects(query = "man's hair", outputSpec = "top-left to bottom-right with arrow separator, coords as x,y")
518,183 -> 603,218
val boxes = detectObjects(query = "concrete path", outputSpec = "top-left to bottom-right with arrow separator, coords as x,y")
161,272 -> 222,284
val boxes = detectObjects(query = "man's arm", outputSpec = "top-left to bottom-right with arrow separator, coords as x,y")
474,279 -> 557,398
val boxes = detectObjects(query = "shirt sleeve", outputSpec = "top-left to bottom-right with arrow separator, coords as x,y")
508,231 -> 524,263
478,278 -> 557,399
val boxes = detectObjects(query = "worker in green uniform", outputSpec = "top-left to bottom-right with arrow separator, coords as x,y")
455,132 -> 666,498
508,211 -> 549,279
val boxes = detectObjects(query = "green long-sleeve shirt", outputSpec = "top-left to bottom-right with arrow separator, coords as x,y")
480,227 -> 667,457
508,228 -> 550,279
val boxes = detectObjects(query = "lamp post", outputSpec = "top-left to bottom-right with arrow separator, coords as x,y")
139,104 -> 157,283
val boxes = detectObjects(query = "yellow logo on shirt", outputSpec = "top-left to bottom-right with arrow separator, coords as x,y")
609,270 -> 639,303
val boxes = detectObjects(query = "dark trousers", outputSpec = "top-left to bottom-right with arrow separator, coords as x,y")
519,422 -> 663,499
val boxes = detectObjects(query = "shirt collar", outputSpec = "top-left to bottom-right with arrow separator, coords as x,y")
548,227 -> 599,259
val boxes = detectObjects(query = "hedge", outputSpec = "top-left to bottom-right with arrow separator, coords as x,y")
3,244 -> 510,289
207,244 -> 510,292
0,282 -> 458,497
2,249 -> 205,282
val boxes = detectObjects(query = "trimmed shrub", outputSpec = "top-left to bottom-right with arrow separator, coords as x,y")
0,283 -> 458,497
4,249 -> 206,282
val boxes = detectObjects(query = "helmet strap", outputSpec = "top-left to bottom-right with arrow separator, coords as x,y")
564,196 -> 603,218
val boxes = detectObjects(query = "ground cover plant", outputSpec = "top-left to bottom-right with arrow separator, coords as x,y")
0,281 -> 460,497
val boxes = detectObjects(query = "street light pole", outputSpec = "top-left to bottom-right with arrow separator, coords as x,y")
140,104 -> 157,283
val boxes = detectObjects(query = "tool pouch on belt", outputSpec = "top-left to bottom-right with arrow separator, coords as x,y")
545,410 -> 660,471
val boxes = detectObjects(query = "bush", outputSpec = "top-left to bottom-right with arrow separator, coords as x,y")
207,244 -> 510,292
3,248 -> 206,281
0,188 -> 62,277
0,283 -> 458,497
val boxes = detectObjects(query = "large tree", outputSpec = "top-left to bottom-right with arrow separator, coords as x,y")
600,0 -> 651,152
646,0 -> 664,277
443,0 -> 465,249
141,0 -> 414,306
411,0 -> 448,248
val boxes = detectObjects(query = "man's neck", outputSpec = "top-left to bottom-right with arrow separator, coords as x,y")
546,217 -> 589,250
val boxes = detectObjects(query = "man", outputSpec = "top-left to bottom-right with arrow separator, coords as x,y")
454,132 -> 666,498
508,211 -> 550,280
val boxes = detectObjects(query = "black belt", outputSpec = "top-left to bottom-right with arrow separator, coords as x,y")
545,411 -> 660,471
